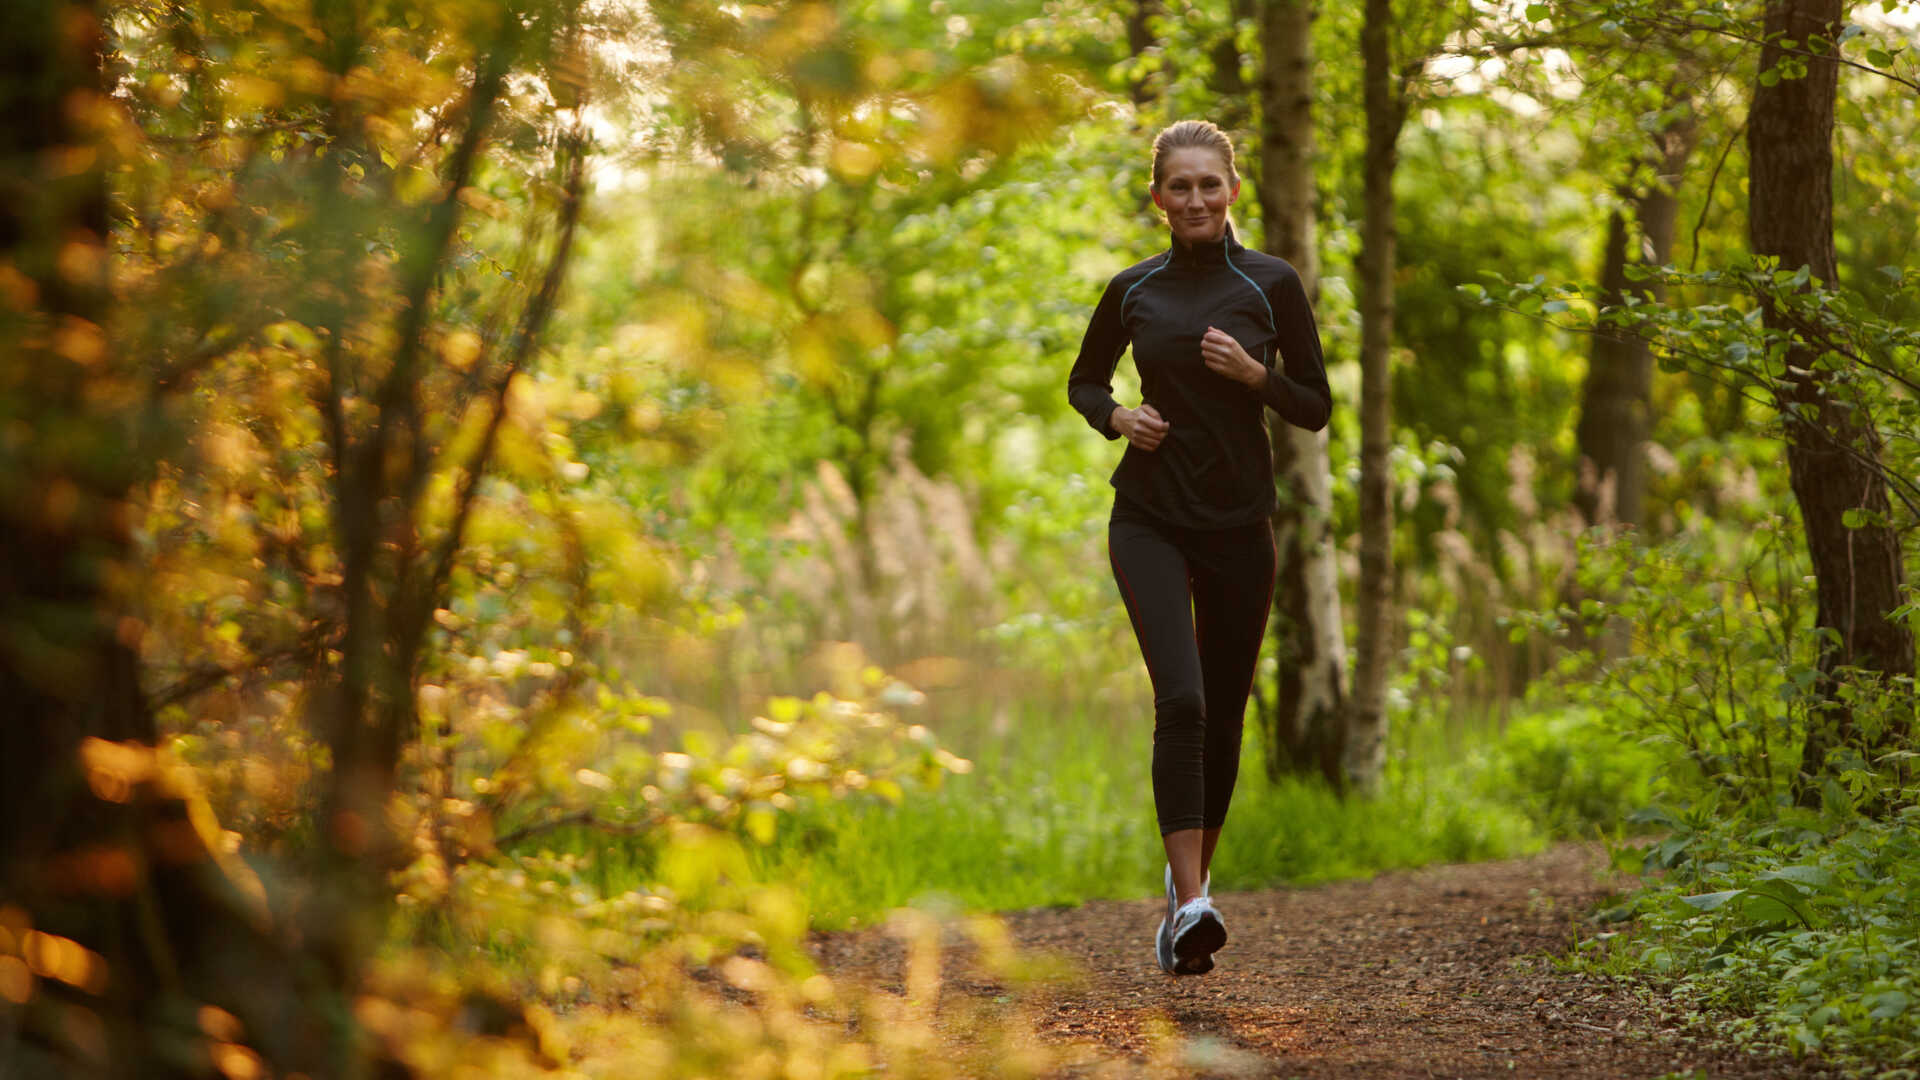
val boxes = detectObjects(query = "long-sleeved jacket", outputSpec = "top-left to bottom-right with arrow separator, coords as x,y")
1067,224 -> 1332,529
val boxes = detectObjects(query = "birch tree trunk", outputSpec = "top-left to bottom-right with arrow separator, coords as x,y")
1253,0 -> 1348,788
1746,0 -> 1914,788
1347,0 -> 1406,792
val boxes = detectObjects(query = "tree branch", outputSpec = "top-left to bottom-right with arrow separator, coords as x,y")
362,43 -> 514,530
421,121 -> 591,613
491,809 -> 665,852
1510,301 -> 1920,521
1689,116 -> 1746,272
151,314 -> 273,396
148,634 -> 325,711
1620,11 -> 1920,95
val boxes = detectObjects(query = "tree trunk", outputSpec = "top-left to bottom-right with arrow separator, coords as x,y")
1574,209 -> 1642,529
1347,0 -> 1404,792
1253,0 -> 1348,788
0,3 -> 329,1073
1747,0 -> 1914,788
1126,0 -> 1165,111
1208,0 -> 1255,133
1576,113 -> 1697,531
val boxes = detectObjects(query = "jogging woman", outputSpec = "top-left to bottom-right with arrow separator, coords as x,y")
1067,120 -> 1331,975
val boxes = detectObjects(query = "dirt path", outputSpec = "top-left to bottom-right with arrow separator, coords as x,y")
808,843 -> 1834,1079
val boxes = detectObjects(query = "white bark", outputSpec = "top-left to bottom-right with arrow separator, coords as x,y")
1255,0 -> 1349,785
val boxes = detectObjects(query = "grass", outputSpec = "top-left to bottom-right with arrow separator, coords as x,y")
734,702 -> 1655,929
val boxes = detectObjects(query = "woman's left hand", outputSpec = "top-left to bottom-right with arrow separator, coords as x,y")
1201,327 -> 1266,388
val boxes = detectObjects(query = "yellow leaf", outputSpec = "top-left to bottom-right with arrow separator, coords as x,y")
745,807 -> 776,845
768,697 -> 803,726
440,330 -> 482,371
830,139 -> 881,180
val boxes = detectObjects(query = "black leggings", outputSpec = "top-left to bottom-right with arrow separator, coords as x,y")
1108,495 -> 1276,835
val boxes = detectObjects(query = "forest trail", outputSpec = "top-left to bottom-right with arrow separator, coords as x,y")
807,843 -> 1833,1079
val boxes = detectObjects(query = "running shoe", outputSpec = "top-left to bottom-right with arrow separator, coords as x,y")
1169,896 -> 1226,975
1163,863 -> 1211,911
1158,863 -> 1214,975
1154,906 -> 1176,973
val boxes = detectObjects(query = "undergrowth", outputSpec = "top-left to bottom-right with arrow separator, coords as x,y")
666,702 -> 1648,929
1577,794 -> 1920,1073
1536,525 -> 1920,1076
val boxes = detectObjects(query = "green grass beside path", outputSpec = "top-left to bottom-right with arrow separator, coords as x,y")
744,705 -> 1658,929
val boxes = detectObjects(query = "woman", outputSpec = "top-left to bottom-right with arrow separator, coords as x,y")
1067,120 -> 1331,976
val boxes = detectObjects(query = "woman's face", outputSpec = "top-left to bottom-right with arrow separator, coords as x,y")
1154,147 -> 1238,246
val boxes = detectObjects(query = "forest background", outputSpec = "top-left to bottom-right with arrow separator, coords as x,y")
5,0 -> 1920,1075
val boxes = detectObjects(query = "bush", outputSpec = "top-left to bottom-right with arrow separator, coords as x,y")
1530,525 -> 1920,1072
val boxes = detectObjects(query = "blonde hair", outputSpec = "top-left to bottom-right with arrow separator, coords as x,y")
1150,120 -> 1239,188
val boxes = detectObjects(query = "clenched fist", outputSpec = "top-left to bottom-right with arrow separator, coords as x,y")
1111,403 -> 1169,451
1201,326 -> 1266,388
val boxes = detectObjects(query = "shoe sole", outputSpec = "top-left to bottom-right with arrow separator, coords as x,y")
1171,909 -> 1225,975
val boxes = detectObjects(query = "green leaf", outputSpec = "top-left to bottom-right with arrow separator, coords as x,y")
1627,805 -> 1681,828
1866,47 -> 1894,68
1525,3 -> 1549,21
1680,889 -> 1743,912
1755,865 -> 1835,890
1869,990 -> 1910,1020
1737,884 -> 1810,928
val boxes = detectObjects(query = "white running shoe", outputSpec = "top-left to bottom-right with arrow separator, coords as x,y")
1154,907 -> 1176,973
1170,896 -> 1226,975
1155,864 -> 1178,973
1163,862 -> 1211,909
1158,864 -> 1214,975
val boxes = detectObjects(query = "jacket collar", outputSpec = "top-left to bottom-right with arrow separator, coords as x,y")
1167,221 -> 1243,267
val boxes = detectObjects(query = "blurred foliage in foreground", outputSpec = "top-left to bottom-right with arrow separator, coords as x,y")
2,0 -> 1105,1073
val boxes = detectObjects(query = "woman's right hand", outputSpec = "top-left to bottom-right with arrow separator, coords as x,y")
1111,403 -> 1169,451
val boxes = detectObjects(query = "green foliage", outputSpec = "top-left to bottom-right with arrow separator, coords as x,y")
17,0 -> 1920,1071
1578,793 -> 1920,1068
1515,521 -> 1815,804
1469,708 -> 1663,837
360,686 -> 1053,1077
1473,258 -> 1920,541
1524,518 -> 1920,1070
731,704 -> 1648,928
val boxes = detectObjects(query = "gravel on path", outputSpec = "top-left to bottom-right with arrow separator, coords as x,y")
807,843 -> 1834,1079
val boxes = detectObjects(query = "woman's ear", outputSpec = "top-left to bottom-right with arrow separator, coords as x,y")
1228,178 -> 1241,205
1150,188 -> 1163,209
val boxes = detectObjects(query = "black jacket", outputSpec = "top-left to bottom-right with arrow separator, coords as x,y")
1067,224 -> 1331,529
